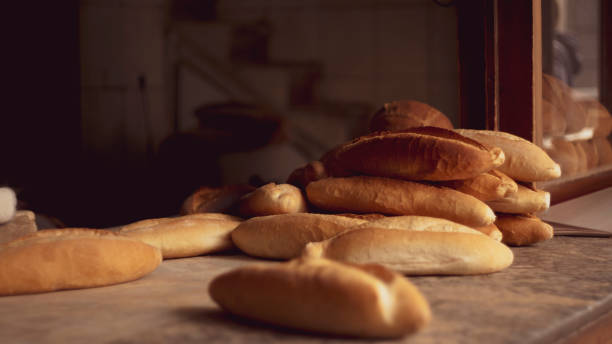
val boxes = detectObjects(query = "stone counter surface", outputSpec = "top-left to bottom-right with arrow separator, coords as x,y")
0,236 -> 611,344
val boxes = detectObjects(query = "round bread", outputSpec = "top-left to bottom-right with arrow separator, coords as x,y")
323,126 -> 505,181
455,129 -> 561,182
0,187 -> 17,224
495,214 -> 554,246
231,213 -> 368,259
238,183 -> 307,217
306,176 -> 496,228
303,228 -> 513,275
120,214 -> 241,259
579,99 -> 612,138
209,257 -> 431,338
439,169 -> 518,201
0,229 -> 162,295
369,100 -> 453,132
485,184 -> 550,214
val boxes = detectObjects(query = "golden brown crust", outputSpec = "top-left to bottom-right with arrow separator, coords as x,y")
572,140 -> 589,173
238,183 -> 308,217
485,184 -> 550,214
455,129 -> 561,182
323,127 -> 504,181
542,99 -> 567,136
575,140 -> 599,169
355,215 -> 485,235
474,223 -> 503,242
120,215 -> 241,259
306,176 -> 495,227
286,161 -> 328,189
593,138 -> 612,166
181,184 -> 255,215
495,214 -> 554,246
230,213 -> 368,259
209,257 -> 431,338
303,228 -> 513,275
542,74 -> 587,134
369,100 -> 453,132
0,229 -> 161,295
438,169 -> 518,201
545,138 -> 579,176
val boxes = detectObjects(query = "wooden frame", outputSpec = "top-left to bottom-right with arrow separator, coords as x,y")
458,0 -> 612,204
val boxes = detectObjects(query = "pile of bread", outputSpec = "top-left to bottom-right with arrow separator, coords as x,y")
542,74 -> 612,175
0,100 -> 566,339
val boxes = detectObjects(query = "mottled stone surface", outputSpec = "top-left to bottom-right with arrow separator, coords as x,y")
0,237 -> 611,344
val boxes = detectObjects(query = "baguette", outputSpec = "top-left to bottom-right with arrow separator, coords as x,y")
303,228 -> 513,275
474,223 -> 503,242
306,176 -> 496,227
542,74 -> 587,134
495,214 -> 554,246
439,169 -> 518,201
231,213 -> 368,259
356,215 -> 485,235
545,138 -> 579,176
209,257 -> 431,338
455,129 -> 561,182
369,100 -> 453,132
542,99 -> 567,136
323,126 -> 504,181
238,183 -> 307,217
485,184 -> 550,214
119,214 -> 241,259
593,138 -> 612,166
0,229 -> 161,295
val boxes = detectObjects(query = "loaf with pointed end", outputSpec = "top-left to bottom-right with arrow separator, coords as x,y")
120,214 -> 241,259
495,214 -> 554,246
209,257 -> 431,338
303,228 -> 513,275
323,126 -> 505,181
455,129 -> 561,182
486,184 -> 550,214
306,176 -> 496,228
231,213 -> 368,259
238,183 -> 307,217
474,223 -> 503,242
369,100 -> 453,132
439,169 -> 518,201
0,229 -> 162,296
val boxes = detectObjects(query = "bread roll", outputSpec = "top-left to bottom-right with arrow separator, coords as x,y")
485,184 -> 550,214
0,187 -> 17,224
356,215 -> 485,235
495,214 -> 554,246
238,183 -> 307,217
303,228 -> 513,275
439,169 -> 518,201
545,138 -> 578,176
474,223 -> 503,242
231,213 -> 368,259
542,99 -> 567,136
593,138 -> 612,166
209,257 -> 431,338
286,161 -> 328,189
0,229 -> 162,295
181,184 -> 255,215
455,129 -> 561,182
306,176 -> 495,227
323,126 -> 505,181
369,100 -> 453,132
120,214 -> 241,259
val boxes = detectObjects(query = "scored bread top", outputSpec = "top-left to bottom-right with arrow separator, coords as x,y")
323,126 -> 504,181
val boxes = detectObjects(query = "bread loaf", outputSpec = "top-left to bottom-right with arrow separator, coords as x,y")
593,138 -> 612,166
0,229 -> 161,295
573,140 -> 589,173
369,100 -> 453,132
542,74 -> 587,134
485,184 -> 550,214
356,215 -> 485,235
120,214 -> 241,259
545,138 -> 578,176
323,127 -> 505,181
306,176 -> 496,227
439,169 -> 518,201
286,161 -> 328,189
576,140 -> 599,169
455,129 -> 561,181
303,228 -> 513,275
238,183 -> 307,217
542,99 -> 567,136
231,213 -> 368,259
474,223 -> 503,242
495,214 -> 554,246
579,99 -> 612,138
181,184 -> 255,215
209,257 -> 431,338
